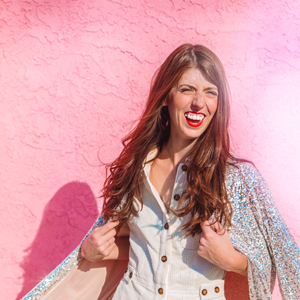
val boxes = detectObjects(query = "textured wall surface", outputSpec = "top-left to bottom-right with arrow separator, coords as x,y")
1,0 -> 300,299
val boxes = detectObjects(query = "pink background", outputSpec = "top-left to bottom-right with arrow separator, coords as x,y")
1,0 -> 300,299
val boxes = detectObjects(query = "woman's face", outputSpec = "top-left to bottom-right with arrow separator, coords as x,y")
167,67 -> 218,144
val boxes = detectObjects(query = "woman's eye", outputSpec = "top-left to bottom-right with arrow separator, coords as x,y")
207,91 -> 218,96
180,87 -> 194,94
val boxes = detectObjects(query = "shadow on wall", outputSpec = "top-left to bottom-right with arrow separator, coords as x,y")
17,182 -> 99,300
225,271 -> 250,300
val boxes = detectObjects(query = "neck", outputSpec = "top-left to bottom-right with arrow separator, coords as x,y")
163,136 -> 197,166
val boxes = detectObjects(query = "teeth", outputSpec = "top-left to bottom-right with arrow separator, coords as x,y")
185,113 -> 204,121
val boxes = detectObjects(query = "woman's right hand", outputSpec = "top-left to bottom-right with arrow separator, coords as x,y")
81,221 -> 119,262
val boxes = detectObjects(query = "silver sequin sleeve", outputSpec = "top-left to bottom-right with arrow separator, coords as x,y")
21,216 -> 104,300
227,162 -> 300,300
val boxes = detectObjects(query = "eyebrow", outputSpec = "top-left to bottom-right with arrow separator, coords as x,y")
177,84 -> 197,90
178,84 -> 218,91
203,86 -> 218,92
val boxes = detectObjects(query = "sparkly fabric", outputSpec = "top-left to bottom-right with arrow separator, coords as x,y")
227,162 -> 300,300
21,162 -> 300,300
21,217 -> 104,300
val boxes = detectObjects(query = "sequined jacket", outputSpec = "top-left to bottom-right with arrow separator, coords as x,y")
22,162 -> 300,300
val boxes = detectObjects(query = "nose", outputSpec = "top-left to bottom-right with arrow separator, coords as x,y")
191,91 -> 205,110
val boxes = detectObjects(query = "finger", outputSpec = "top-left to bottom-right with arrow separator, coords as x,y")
200,220 -> 211,231
104,221 -> 120,232
210,221 -> 218,233
199,236 -> 207,247
201,218 -> 220,233
197,245 -> 207,258
214,221 -> 226,235
106,237 -> 115,248
93,221 -> 119,238
208,215 -> 220,233
101,221 -> 119,233
101,226 -> 118,243
104,241 -> 117,256
94,235 -> 115,255
100,240 -> 117,258
88,227 -> 117,250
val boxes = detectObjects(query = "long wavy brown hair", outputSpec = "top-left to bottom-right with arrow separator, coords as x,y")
102,43 -> 243,235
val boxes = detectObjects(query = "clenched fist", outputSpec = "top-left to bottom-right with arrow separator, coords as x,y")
197,220 -> 248,276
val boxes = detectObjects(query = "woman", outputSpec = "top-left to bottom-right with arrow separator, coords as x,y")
22,44 -> 300,300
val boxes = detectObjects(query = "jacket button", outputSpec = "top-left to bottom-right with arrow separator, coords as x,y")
129,272 -> 133,279
174,194 -> 180,201
181,164 -> 188,171
202,289 -> 207,295
161,255 -> 167,262
215,286 -> 220,293
164,223 -> 169,230
158,288 -> 164,294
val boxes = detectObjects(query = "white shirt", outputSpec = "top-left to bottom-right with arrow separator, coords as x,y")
112,150 -> 226,300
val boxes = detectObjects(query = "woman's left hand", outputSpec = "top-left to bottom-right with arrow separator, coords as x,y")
197,220 -> 248,276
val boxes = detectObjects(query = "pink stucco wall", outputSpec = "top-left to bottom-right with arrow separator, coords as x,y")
1,0 -> 300,299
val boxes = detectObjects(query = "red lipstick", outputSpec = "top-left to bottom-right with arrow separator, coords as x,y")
184,112 -> 205,128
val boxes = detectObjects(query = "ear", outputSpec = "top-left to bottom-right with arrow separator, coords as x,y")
162,95 -> 169,106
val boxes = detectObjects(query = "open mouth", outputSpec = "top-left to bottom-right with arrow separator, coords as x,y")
184,112 -> 205,127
